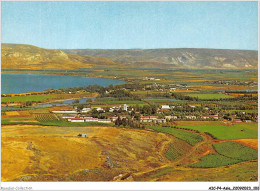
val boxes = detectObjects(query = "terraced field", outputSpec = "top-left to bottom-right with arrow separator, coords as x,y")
34,113 -> 58,122
164,144 -> 183,160
214,141 -> 258,161
190,141 -> 258,168
148,126 -> 203,145
190,153 -> 241,168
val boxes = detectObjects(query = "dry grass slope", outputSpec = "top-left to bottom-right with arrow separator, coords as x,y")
1,43 -> 117,70
1,125 -> 172,181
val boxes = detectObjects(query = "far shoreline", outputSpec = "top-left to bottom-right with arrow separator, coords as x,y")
1,70 -> 126,96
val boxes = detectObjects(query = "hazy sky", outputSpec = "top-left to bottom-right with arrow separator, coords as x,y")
1,1 -> 258,50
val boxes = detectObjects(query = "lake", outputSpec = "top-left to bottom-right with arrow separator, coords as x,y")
1,73 -> 125,94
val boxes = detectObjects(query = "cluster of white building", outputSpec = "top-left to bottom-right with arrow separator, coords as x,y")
140,115 -> 166,123
142,77 -> 161,81
52,103 -> 222,124
62,115 -> 112,123
61,114 -> 130,123
52,104 -> 130,114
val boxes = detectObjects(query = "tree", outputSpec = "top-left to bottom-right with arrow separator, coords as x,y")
105,107 -> 110,112
150,104 -> 158,114
122,118 -> 127,127
25,101 -> 32,106
86,98 -> 92,103
73,99 -> 80,104
134,104 -> 139,112
134,113 -> 141,121
77,104 -> 84,112
91,108 -> 98,117
115,116 -> 122,126
142,105 -> 152,115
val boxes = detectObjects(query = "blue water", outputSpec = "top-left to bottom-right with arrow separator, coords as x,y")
1,73 -> 125,94
63,97 -> 96,104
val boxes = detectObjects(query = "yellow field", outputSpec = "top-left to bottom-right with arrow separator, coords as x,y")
157,161 -> 258,181
174,121 -> 225,126
188,104 -> 201,107
233,139 -> 258,150
1,125 -> 171,181
193,85 -> 255,90
170,90 -> 198,93
229,93 -> 258,97
4,111 -> 20,116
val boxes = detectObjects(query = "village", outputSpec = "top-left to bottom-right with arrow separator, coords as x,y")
51,103 -> 256,124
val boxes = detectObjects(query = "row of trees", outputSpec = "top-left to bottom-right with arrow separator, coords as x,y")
99,89 -> 140,100
115,117 -> 143,129
171,93 -> 199,101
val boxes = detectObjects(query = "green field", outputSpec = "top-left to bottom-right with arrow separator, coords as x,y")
144,99 -> 181,104
2,95 -> 57,103
1,119 -> 113,127
191,141 -> 258,168
179,123 -> 258,139
149,167 -> 174,178
34,113 -> 58,122
229,110 -> 258,114
1,118 -> 40,125
190,153 -> 241,168
186,93 -> 233,100
164,144 -> 183,160
214,141 -> 258,161
148,126 -> 203,145
1,117 -> 35,123
39,121 -> 114,127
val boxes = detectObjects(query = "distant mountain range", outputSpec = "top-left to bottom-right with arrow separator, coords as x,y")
1,43 -> 116,70
63,48 -> 258,69
2,43 -> 258,70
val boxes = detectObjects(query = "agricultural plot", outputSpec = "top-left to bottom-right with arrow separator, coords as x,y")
148,126 -> 203,146
178,123 -> 258,139
213,141 -> 258,161
1,117 -> 38,124
2,95 -> 57,103
164,144 -> 182,160
191,141 -> 258,168
186,93 -> 233,100
34,113 -> 58,122
29,109 -> 51,114
39,121 -> 114,127
233,139 -> 258,150
190,153 -> 241,168
1,110 -> 38,124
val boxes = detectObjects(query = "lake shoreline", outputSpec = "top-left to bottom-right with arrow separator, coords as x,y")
1,69 -> 125,81
2,72 -> 125,95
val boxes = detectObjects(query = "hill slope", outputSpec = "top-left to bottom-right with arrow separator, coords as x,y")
63,48 -> 258,69
1,43 -> 116,70
1,43 -> 257,70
